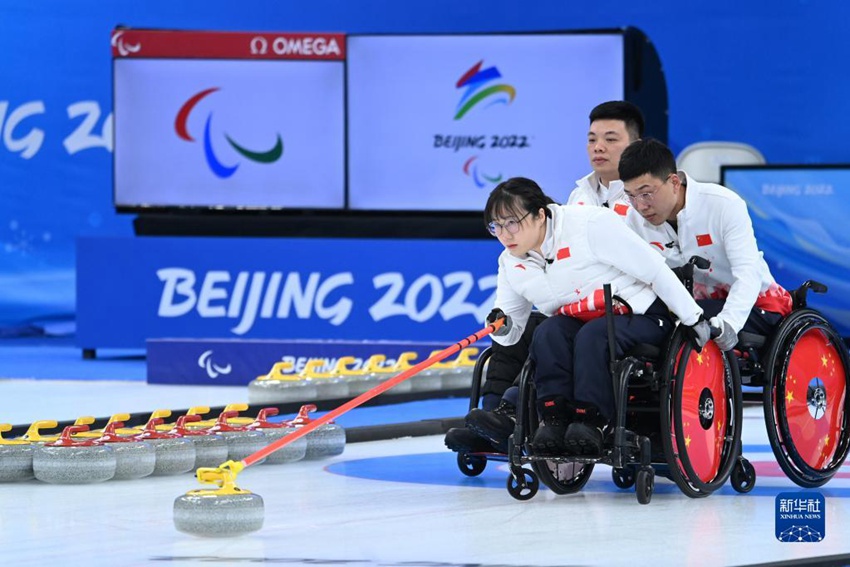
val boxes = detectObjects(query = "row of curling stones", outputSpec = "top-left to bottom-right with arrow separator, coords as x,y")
223,403 -> 344,460
0,403 -> 338,484
247,354 -> 412,404
248,348 -> 478,404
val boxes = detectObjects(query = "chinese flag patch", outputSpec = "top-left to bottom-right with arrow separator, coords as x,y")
613,203 -> 629,216
556,247 -> 571,260
696,233 -> 713,247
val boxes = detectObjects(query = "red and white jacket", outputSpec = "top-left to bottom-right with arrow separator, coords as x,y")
624,171 -> 792,335
566,171 -> 632,218
492,204 -> 703,347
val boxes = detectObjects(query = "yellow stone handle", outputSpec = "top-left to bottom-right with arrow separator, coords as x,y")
392,351 -> 418,371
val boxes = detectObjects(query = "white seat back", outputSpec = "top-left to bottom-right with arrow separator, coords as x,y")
676,141 -> 766,183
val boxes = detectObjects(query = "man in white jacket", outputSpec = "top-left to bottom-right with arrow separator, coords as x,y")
466,177 -> 711,456
567,100 -> 645,215
618,138 -> 793,352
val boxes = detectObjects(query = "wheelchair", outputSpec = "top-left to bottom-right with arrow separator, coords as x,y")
456,282 -> 754,504
733,280 -> 850,488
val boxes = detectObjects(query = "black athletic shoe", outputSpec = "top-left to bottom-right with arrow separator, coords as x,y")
444,427 -> 501,454
530,396 -> 573,455
564,421 -> 605,456
531,419 -> 569,455
465,400 -> 516,453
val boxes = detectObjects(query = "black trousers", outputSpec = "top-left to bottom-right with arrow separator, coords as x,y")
529,298 -> 673,422
481,312 -> 547,410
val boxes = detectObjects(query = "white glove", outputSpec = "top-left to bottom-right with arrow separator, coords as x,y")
709,316 -> 737,351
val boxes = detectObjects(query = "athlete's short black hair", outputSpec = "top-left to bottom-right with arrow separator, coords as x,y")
589,101 -> 645,140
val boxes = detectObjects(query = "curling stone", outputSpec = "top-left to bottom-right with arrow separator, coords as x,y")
246,408 -> 307,464
170,415 -> 229,469
247,361 -> 319,404
441,347 -> 479,390
92,421 -> 156,480
205,410 -> 267,463
173,463 -> 263,537
332,355 -> 383,396
134,418 -> 197,475
299,359 -> 350,400
32,425 -> 116,484
285,404 -> 345,459
383,352 -> 420,395
0,424 -> 34,482
411,350 -> 451,392
358,352 -> 417,395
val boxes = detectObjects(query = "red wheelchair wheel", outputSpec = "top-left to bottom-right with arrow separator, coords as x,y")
764,310 -> 850,487
661,328 -> 742,497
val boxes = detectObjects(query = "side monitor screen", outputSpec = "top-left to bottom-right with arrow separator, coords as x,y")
722,165 -> 850,337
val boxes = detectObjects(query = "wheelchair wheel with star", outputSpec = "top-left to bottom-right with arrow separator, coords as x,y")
660,326 -> 744,498
762,309 -> 850,488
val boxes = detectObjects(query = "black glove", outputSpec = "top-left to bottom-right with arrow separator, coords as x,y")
671,265 -> 687,282
486,308 -> 511,337
682,317 -> 711,353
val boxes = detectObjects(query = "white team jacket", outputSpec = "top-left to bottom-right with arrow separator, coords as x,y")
566,171 -> 632,217
624,171 -> 792,335
492,204 -> 704,347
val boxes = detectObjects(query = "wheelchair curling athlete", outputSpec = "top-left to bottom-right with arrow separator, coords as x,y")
445,101 -> 646,456
618,138 -> 793,352
468,176 -> 711,457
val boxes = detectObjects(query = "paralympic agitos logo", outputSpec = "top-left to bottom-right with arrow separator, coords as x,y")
175,88 -> 284,179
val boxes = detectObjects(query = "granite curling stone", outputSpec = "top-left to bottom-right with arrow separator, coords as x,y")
286,404 -> 345,459
170,415 -> 229,469
93,421 -> 157,480
0,424 -> 34,482
205,410 -> 267,463
173,463 -> 264,537
134,418 -> 196,475
32,425 -> 116,484
247,408 -> 307,464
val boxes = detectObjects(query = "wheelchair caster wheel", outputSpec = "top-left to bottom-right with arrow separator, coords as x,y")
457,452 -> 487,477
731,457 -> 757,493
636,467 -> 654,505
612,466 -> 636,489
506,468 -> 539,501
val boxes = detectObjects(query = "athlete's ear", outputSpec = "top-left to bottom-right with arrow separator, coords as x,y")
670,172 -> 683,191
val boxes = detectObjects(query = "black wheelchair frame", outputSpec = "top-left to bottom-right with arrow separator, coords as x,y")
502,283 -> 752,503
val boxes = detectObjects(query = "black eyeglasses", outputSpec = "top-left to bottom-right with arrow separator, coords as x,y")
487,212 -> 531,237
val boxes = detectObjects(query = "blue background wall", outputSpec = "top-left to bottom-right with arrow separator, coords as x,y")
1,0 -> 848,331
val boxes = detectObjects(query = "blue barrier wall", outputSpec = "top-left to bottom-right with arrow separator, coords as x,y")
2,1 -> 850,329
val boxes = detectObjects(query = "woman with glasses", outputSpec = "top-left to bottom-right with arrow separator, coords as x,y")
469,176 -> 711,457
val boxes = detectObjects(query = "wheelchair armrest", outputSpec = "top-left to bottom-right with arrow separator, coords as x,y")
792,280 -> 828,310
737,331 -> 766,349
